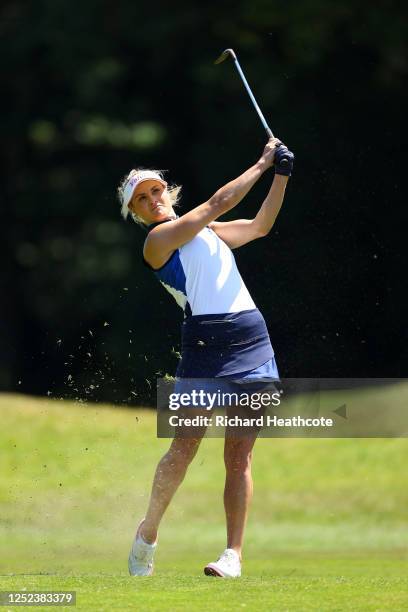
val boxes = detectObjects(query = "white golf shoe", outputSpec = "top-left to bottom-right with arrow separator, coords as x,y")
204,548 -> 241,578
128,520 -> 157,576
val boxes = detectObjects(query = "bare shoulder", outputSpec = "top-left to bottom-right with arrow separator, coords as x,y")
143,229 -> 176,270
143,208 -> 210,266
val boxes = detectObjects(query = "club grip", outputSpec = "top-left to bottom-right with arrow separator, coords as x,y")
274,144 -> 293,175
276,145 -> 289,166
279,157 -> 289,166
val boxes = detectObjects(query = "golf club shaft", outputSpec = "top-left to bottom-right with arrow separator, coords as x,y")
233,56 -> 289,166
232,57 -> 274,139
215,48 -> 289,166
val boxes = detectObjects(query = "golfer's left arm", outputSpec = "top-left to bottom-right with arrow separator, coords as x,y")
209,144 -> 294,249
209,175 -> 288,248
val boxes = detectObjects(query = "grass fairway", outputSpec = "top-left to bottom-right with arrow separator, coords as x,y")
1,390 -> 407,610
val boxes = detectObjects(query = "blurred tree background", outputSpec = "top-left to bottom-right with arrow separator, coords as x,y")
1,0 -> 406,405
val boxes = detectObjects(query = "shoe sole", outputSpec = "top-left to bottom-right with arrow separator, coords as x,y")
204,564 -> 225,577
128,568 -> 154,576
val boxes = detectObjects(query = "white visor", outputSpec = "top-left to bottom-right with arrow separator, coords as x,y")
121,170 -> 167,212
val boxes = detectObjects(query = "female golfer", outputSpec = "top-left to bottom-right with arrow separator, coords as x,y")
119,137 -> 294,578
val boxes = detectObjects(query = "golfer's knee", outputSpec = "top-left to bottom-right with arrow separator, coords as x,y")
224,444 -> 253,475
166,438 -> 201,470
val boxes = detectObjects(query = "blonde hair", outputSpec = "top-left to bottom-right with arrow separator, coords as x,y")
117,168 -> 182,226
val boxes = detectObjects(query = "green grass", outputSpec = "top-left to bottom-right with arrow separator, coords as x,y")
1,390 -> 408,610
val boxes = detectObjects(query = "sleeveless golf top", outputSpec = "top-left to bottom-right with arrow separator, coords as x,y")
143,222 -> 256,317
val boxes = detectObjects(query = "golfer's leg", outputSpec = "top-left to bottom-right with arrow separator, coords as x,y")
223,434 -> 258,559
140,436 -> 203,543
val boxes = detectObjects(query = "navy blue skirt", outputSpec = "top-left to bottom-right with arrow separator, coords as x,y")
174,357 -> 280,398
176,308 -> 275,378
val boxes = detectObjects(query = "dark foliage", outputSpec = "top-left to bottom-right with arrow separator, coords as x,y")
1,1 -> 407,405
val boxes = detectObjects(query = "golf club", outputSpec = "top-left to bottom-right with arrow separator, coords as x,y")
215,48 -> 289,166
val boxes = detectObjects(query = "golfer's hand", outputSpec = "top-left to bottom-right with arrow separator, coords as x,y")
260,137 -> 283,168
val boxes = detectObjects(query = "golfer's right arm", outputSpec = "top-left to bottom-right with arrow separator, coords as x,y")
146,154 -> 272,258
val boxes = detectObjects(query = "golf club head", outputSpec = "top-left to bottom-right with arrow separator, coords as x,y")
214,48 -> 237,64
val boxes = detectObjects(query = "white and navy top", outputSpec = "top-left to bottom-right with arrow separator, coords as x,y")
144,224 -> 255,316
143,220 -> 274,377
